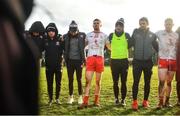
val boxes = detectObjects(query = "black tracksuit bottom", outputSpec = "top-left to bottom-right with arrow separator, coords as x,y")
110,59 -> 129,100
66,59 -> 83,96
46,67 -> 62,100
132,59 -> 153,100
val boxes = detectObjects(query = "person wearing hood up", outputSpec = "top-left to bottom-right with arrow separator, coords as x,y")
42,22 -> 64,106
108,18 -> 131,106
63,20 -> 86,105
28,21 -> 45,58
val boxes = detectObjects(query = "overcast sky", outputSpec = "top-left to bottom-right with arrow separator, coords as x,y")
25,0 -> 180,35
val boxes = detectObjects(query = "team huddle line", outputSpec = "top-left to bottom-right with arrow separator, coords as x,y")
26,17 -> 180,110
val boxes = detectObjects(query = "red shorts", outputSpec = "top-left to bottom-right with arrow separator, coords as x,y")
158,58 -> 177,71
86,56 -> 104,73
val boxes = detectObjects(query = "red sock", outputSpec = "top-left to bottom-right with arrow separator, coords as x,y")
133,100 -> 138,103
94,95 -> 99,104
83,96 -> 89,105
159,96 -> 163,104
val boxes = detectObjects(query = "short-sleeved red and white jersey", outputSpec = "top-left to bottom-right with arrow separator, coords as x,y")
86,31 -> 109,57
156,30 -> 179,60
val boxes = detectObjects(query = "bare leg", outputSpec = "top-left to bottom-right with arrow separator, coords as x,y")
158,68 -> 168,97
84,71 -> 94,96
93,72 -> 102,106
164,71 -> 175,107
157,68 -> 168,109
94,72 -> 102,95
166,71 -> 175,97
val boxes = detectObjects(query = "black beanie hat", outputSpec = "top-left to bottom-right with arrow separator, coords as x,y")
69,20 -> 78,32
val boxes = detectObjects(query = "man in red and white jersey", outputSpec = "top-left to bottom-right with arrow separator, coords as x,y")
156,18 -> 179,109
78,18 -> 110,109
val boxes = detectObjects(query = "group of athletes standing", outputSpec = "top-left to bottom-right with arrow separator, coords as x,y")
27,17 -> 180,111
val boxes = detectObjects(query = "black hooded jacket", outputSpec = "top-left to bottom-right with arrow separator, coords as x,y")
29,21 -> 45,34
43,23 -> 64,69
28,21 -> 45,58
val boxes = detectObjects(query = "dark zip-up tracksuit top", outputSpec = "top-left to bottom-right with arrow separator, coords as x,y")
63,32 -> 86,63
43,35 -> 64,69
131,28 -> 158,60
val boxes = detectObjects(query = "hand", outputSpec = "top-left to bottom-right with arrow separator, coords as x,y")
81,63 -> 85,68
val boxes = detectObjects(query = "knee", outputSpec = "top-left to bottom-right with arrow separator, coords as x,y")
68,79 -> 73,84
113,81 -> 118,86
145,80 -> 150,86
122,78 -> 127,84
159,81 -> 165,87
121,81 -> 127,87
133,80 -> 138,86
96,81 -> 100,87
77,78 -> 82,83
68,76 -> 73,81
85,81 -> 88,86
121,82 -> 127,89
177,81 -> 180,86
167,81 -> 172,87
85,80 -> 90,87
